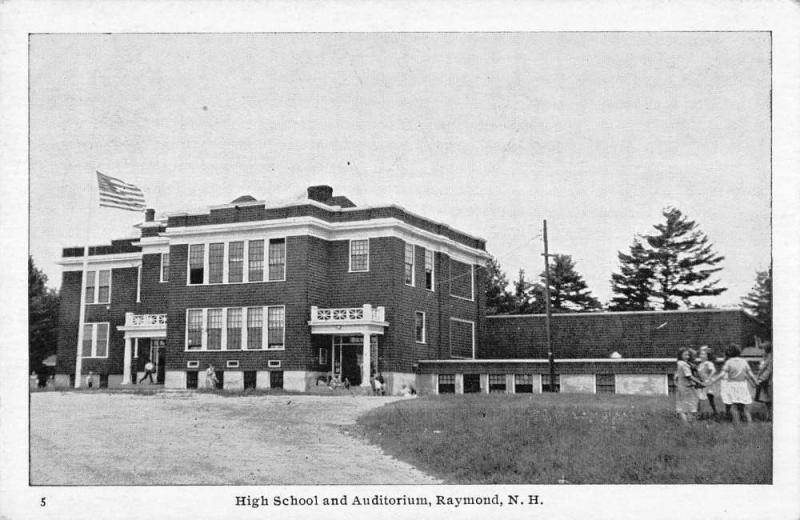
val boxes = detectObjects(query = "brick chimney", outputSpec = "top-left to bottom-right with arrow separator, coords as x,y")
307,185 -> 333,203
145,208 -> 155,222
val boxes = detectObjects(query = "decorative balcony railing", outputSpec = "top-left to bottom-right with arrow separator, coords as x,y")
124,312 -> 167,328
310,305 -> 385,323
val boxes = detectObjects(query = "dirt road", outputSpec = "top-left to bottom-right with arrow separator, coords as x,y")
30,391 -> 440,485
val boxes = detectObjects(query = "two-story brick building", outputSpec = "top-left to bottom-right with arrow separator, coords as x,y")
55,185 -> 491,393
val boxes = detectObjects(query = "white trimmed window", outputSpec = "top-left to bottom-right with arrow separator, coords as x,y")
247,307 -> 263,349
207,309 -> 223,350
414,311 -> 426,343
188,245 -> 205,284
160,253 -> 169,282
349,239 -> 369,272
81,322 -> 109,358
208,243 -> 224,284
228,242 -> 244,283
187,309 -> 203,349
449,318 -> 475,359
267,306 -> 285,350
449,259 -> 474,301
268,238 -> 286,281
84,269 -> 111,304
404,243 -> 415,286
424,249 -> 434,291
248,240 -> 265,282
227,308 -> 242,350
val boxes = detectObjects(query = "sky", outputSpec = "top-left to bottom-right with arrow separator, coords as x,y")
28,32 -> 771,306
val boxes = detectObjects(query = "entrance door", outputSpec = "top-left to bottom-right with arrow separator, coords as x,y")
332,336 -> 364,386
150,339 -> 166,384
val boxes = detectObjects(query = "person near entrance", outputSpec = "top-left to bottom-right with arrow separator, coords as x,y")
205,364 -> 219,389
139,360 -> 155,384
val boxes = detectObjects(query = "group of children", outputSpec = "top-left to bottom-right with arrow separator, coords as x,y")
674,341 -> 773,424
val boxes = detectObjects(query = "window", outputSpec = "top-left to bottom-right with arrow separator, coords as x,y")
319,348 -> 328,365
463,374 -> 481,393
206,309 -> 222,350
514,374 -> 534,393
80,323 -> 109,358
489,374 -> 506,393
438,374 -> 455,394
186,360 -> 200,368
270,370 -> 284,389
186,371 -> 198,389
248,240 -> 264,282
542,374 -> 561,393
404,243 -> 415,285
98,270 -> 110,303
449,318 -> 475,358
414,311 -> 426,343
449,259 -> 474,300
596,374 -> 615,394
226,360 -> 240,368
161,253 -> 170,282
268,238 -> 286,281
189,244 -> 205,284
84,270 -> 111,304
208,243 -> 224,284
425,249 -> 434,290
187,309 -> 203,349
267,306 -> 285,349
228,242 -> 244,283
227,308 -> 242,350
247,307 -> 263,349
667,373 -> 676,395
85,270 -> 95,302
349,239 -> 369,272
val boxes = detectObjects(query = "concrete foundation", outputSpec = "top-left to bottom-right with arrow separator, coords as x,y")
283,371 -> 308,392
54,374 -> 71,389
615,374 -> 667,395
560,374 -> 596,394
223,371 -> 244,391
256,371 -> 271,389
164,370 -> 186,389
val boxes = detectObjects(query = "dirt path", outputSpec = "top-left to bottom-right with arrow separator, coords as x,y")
30,391 -> 440,485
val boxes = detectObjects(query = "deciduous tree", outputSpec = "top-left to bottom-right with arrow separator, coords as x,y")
29,256 -> 60,374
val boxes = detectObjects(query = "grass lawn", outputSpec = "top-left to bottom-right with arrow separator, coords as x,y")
356,393 -> 772,484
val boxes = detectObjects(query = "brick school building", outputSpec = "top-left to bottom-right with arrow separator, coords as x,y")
55,186 -> 490,393
54,185 -> 766,395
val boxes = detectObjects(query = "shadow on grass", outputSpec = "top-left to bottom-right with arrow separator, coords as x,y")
355,393 -> 772,485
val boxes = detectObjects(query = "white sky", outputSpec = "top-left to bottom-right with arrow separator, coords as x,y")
29,32 -> 771,306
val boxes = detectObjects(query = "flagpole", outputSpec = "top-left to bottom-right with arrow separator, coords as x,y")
74,173 -> 95,388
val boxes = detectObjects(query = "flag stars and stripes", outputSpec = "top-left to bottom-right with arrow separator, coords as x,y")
96,171 -> 146,211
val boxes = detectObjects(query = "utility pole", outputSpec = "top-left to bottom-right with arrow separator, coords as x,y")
542,220 -> 555,392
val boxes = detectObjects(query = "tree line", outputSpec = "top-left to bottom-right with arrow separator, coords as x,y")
485,207 -> 772,336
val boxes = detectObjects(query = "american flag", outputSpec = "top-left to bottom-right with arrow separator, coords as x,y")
96,171 -> 146,211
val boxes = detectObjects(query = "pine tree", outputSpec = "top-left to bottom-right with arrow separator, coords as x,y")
484,257 -> 514,315
643,207 -> 726,309
608,238 -> 655,311
742,267 -> 772,338
513,269 -> 537,314
538,254 -> 601,312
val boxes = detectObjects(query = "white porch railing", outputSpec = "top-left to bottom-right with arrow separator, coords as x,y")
310,304 -> 385,323
124,312 -> 167,328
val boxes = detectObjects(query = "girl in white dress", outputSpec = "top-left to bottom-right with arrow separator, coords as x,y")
707,344 -> 758,424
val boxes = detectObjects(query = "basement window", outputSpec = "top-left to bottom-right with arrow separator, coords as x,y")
244,371 -> 257,390
489,374 -> 506,393
270,370 -> 284,389
186,371 -> 198,389
596,374 -> 615,394
463,373 -> 481,393
514,374 -> 533,393
438,374 -> 455,394
541,374 -> 560,393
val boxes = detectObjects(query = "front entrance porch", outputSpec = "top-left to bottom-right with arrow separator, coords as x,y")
308,305 -> 388,387
117,313 -> 167,385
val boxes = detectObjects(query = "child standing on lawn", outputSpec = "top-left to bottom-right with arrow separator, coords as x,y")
696,346 -> 719,418
675,348 -> 704,424
755,341 -> 773,421
707,344 -> 758,424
